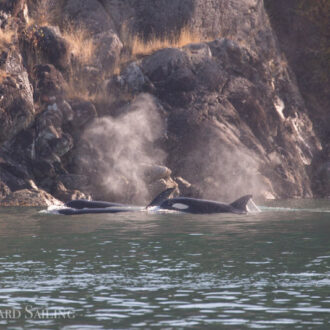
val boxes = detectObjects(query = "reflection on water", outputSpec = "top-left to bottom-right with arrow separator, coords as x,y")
0,199 -> 329,328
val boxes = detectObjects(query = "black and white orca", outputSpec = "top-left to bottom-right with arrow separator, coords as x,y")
58,188 -> 252,215
149,188 -> 252,214
57,189 -> 176,215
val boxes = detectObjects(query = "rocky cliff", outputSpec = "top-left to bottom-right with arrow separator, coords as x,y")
0,0 -> 328,206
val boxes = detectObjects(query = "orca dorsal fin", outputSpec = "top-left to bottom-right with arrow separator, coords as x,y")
147,188 -> 176,208
230,195 -> 253,212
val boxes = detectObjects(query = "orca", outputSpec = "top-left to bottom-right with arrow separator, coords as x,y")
57,188 -> 176,215
58,206 -> 144,215
65,199 -> 124,209
57,188 -> 252,215
149,190 -> 252,214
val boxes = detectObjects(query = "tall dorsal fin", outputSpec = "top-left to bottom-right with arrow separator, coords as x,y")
230,195 -> 252,212
147,188 -> 176,207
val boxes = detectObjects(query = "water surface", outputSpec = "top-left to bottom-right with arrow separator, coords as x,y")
0,199 -> 329,329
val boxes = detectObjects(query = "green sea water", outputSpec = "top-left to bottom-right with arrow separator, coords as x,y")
0,199 -> 329,329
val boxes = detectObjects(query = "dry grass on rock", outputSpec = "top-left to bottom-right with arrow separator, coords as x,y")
128,27 -> 204,57
62,25 -> 96,65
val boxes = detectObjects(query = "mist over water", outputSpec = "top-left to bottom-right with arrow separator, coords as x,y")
77,89 -> 271,204
199,144 -> 268,201
78,94 -> 166,203
177,122 -> 270,201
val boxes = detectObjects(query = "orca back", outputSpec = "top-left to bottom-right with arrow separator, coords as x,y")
159,195 -> 253,214
159,197 -> 232,214
58,206 -> 143,215
66,199 -> 123,209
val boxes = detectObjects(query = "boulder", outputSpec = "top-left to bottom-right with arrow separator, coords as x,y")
32,26 -> 70,70
94,31 -> 122,72
69,99 -> 97,129
110,62 -> 154,95
52,181 -> 91,202
35,127 -> 73,161
32,64 -> 67,103
142,48 -> 197,93
21,25 -> 70,71
0,188 -> 63,206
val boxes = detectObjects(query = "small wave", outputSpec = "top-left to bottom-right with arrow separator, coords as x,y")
259,206 -> 330,213
40,205 -> 147,215
147,206 -> 179,214
247,199 -> 261,213
39,204 -> 68,215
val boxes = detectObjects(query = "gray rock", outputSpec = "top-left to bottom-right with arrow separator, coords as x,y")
32,64 -> 67,103
142,48 -> 196,92
52,181 -> 91,202
31,26 -> 70,70
0,188 -> 62,207
118,62 -> 152,94
69,99 -> 97,129
183,43 -> 212,66
0,49 -> 34,145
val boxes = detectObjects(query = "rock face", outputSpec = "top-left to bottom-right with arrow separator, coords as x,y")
264,0 -> 330,198
136,38 -> 320,199
0,0 -> 328,206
